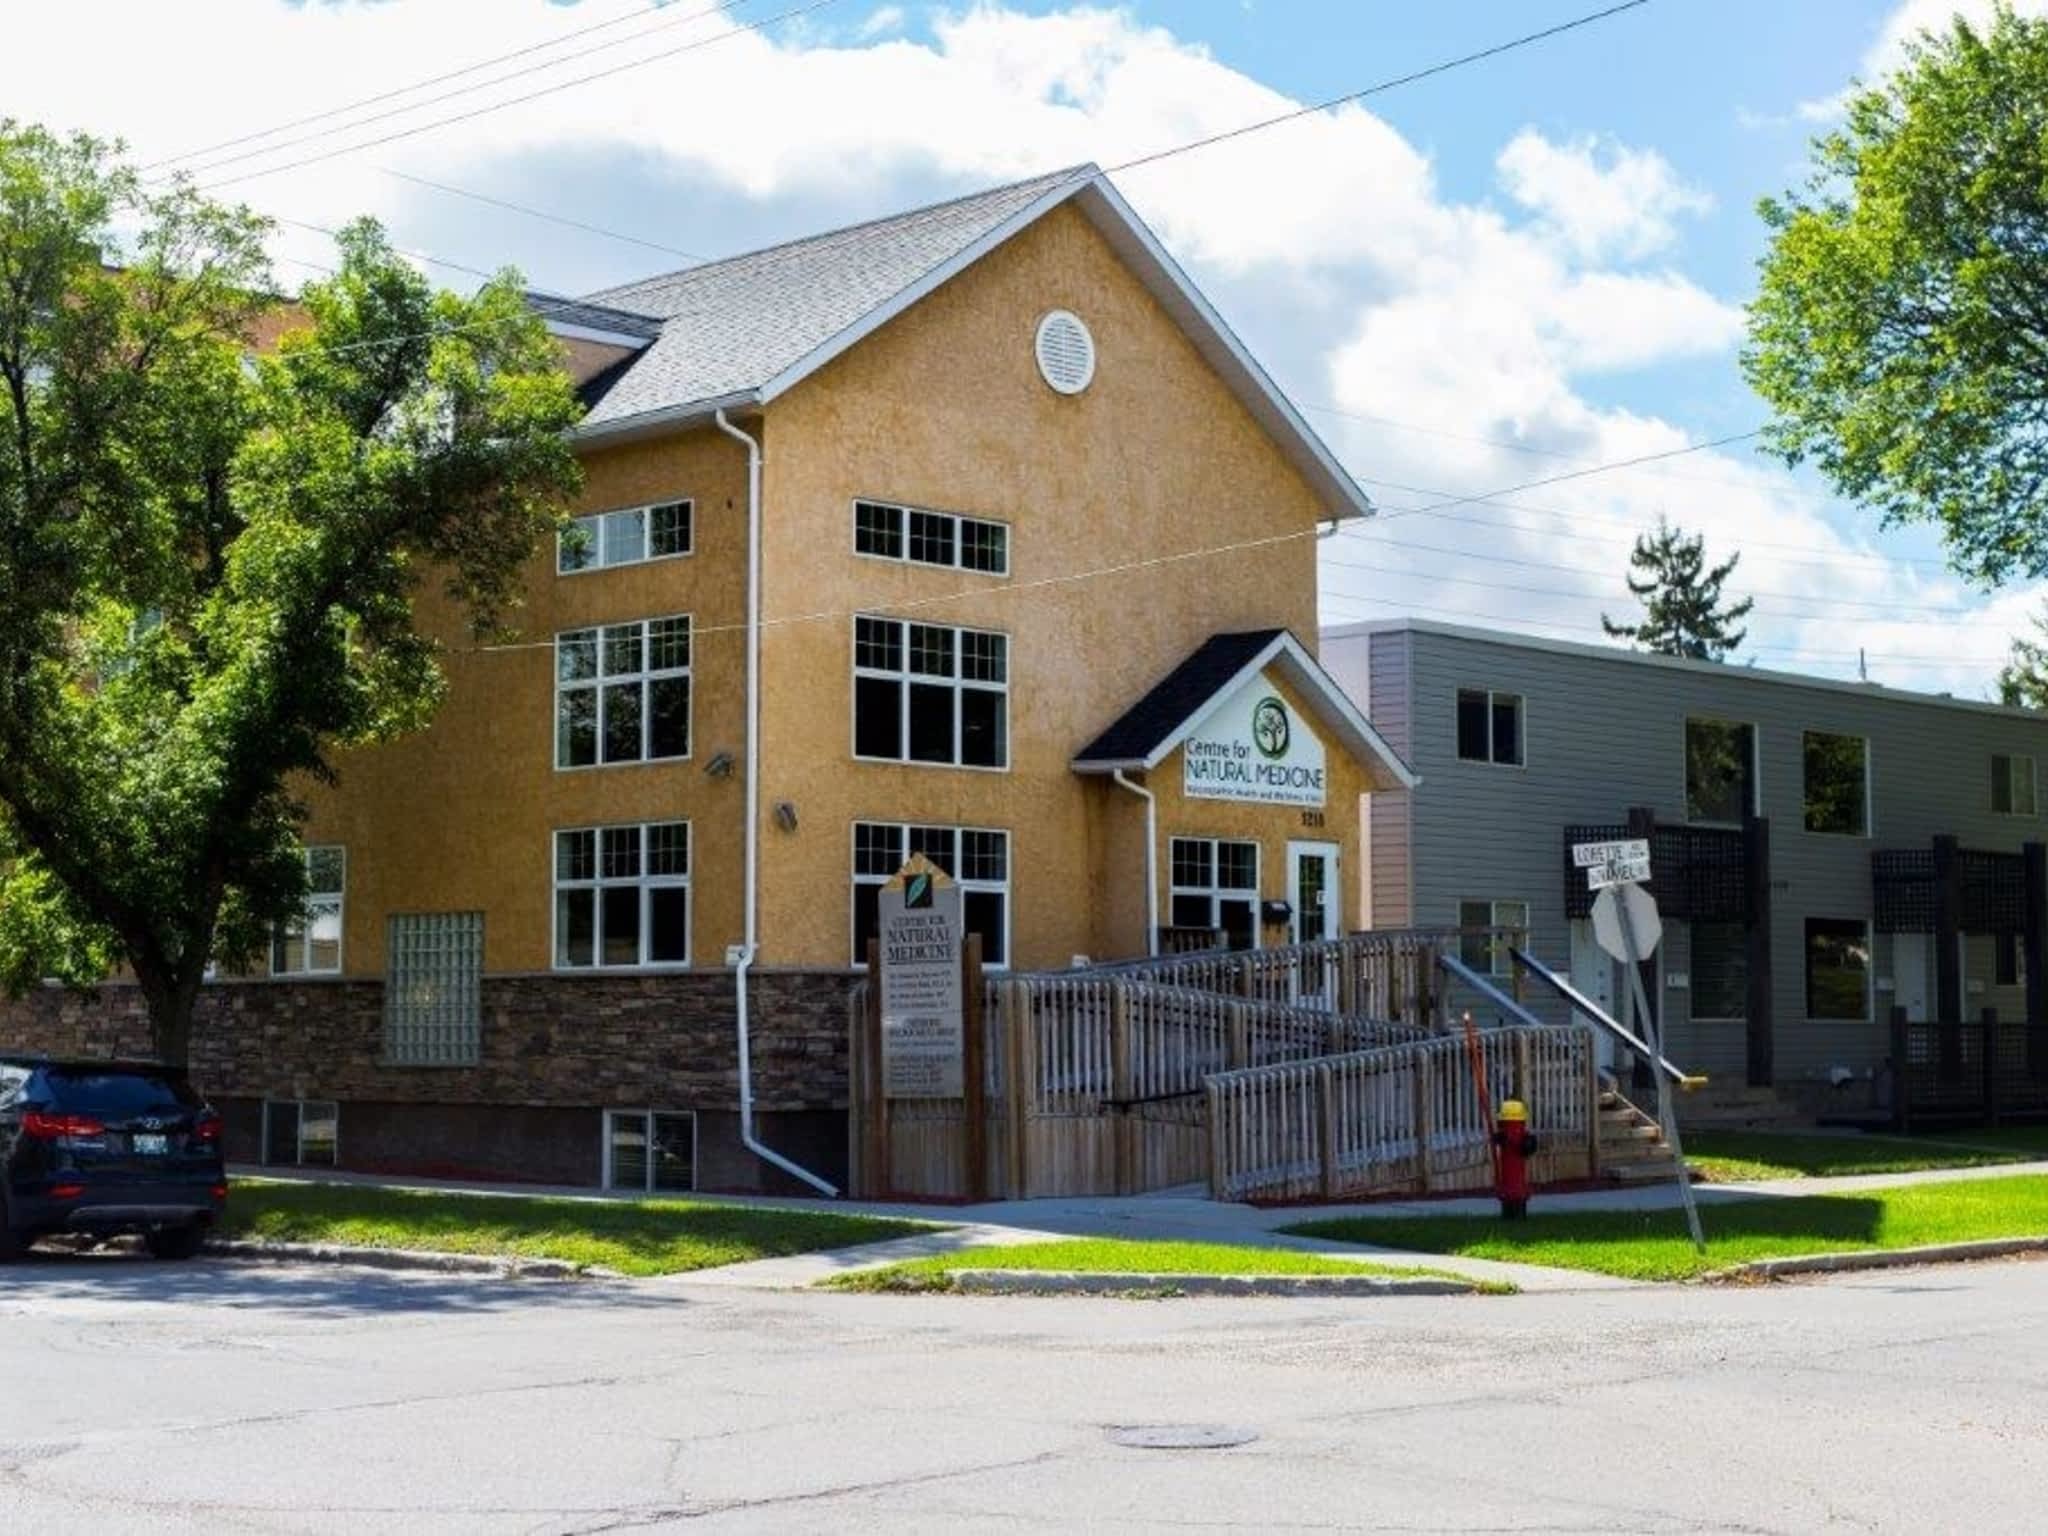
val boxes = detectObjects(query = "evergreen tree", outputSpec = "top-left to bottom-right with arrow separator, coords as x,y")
1602,519 -> 1754,661
1997,609 -> 2048,710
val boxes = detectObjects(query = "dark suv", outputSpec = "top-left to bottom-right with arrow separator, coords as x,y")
0,1058 -> 225,1259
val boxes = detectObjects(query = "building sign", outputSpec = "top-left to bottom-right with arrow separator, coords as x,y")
1183,673 -> 1327,807
878,855 -> 965,1098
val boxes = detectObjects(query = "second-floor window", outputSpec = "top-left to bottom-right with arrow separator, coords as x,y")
854,499 -> 1009,575
557,616 -> 691,769
559,501 -> 692,573
1803,730 -> 1868,835
852,616 -> 1008,768
1456,688 -> 1523,766
1993,753 -> 2038,816
1686,718 -> 1756,825
273,846 -> 345,976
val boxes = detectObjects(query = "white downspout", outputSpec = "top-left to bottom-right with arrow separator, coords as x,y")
1112,770 -> 1158,958
715,408 -> 837,1197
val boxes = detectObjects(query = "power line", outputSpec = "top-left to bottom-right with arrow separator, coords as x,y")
162,0 -> 761,185
140,0 -> 673,173
1363,430 -> 1765,524
378,168 -> 710,263
192,0 -> 844,192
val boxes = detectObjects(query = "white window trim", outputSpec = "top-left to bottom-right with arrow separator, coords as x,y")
1993,752 -> 2039,818
601,1107 -> 698,1194
1456,898 -> 1528,978
261,1098 -> 340,1167
558,499 -> 694,575
272,846 -> 345,977
849,821 -> 1012,971
1454,687 -> 1526,768
1168,836 -> 1264,951
1801,729 -> 1872,838
851,496 -> 1010,576
849,615 -> 1010,772
554,614 -> 692,771
551,822 -> 693,972
1682,716 -> 1761,828
1803,915 -> 1873,1024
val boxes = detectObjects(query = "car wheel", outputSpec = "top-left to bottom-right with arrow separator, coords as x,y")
144,1223 -> 207,1261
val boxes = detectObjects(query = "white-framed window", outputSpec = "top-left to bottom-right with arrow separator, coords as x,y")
851,822 -> 1010,968
556,615 -> 691,769
1457,898 -> 1528,978
851,615 -> 1008,769
559,500 -> 692,574
1993,753 -> 2038,817
1456,688 -> 1523,766
272,846 -> 345,976
262,1099 -> 339,1167
1802,730 -> 1869,835
853,498 -> 1009,575
603,1108 -> 697,1193
385,912 -> 484,1066
554,823 -> 691,970
1169,837 -> 1260,951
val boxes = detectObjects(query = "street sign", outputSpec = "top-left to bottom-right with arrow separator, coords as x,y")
1591,882 -> 1661,963
1585,852 -> 1652,889
1574,837 -> 1651,891
877,854 -> 965,1098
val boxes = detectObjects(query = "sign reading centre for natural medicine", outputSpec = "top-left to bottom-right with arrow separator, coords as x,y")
877,855 -> 966,1098
1183,673 -> 1327,807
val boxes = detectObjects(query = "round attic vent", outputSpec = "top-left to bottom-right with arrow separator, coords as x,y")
1034,309 -> 1096,395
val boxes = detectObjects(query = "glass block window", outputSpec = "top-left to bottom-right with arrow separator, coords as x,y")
272,846 -> 345,976
385,912 -> 484,1066
851,498 -> 1008,575
559,500 -> 692,573
554,822 -> 690,970
262,1099 -> 338,1167
604,1109 -> 696,1193
1169,837 -> 1260,951
556,615 -> 691,768
851,822 -> 1010,968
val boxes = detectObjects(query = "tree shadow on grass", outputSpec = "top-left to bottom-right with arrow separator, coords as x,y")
1293,1194 -> 1892,1258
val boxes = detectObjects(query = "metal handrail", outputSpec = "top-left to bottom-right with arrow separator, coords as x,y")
1434,952 -> 1550,1030
1509,946 -> 1704,1089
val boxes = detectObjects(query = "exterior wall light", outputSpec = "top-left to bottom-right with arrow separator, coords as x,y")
773,801 -> 799,833
705,750 -> 735,778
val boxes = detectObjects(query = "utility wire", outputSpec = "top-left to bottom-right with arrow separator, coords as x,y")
378,168 -> 710,263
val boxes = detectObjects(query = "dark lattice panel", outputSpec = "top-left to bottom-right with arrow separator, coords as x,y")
1561,822 -> 1746,921
1900,1019 -> 2048,1117
1962,849 -> 2027,935
1873,849 -> 1935,934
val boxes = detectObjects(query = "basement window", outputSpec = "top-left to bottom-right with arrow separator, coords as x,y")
603,1109 -> 696,1193
262,1099 -> 339,1167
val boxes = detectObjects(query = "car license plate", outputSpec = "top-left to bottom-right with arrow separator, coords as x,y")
131,1133 -> 169,1155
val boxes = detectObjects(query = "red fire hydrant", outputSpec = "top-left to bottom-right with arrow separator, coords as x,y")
1491,1099 -> 1538,1220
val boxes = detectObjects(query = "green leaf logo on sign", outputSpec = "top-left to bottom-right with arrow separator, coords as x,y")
905,871 -> 933,909
1252,696 -> 1290,760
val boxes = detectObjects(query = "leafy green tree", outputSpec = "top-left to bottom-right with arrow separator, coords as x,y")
1745,6 -> 2048,583
1602,518 -> 1754,660
1997,608 -> 2048,709
0,123 -> 581,1064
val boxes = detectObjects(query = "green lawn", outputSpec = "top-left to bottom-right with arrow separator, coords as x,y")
825,1237 -> 1483,1293
1918,1125 -> 2048,1159
222,1179 -> 933,1277
1684,1129 -> 2027,1183
1284,1174 -> 2048,1282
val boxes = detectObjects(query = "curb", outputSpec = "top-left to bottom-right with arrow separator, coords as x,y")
206,1238 -> 594,1281
944,1269 -> 1484,1297
1703,1235 -> 2048,1283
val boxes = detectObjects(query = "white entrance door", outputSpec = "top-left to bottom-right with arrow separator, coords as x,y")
1569,917 -> 1619,1068
1288,841 -> 1341,1006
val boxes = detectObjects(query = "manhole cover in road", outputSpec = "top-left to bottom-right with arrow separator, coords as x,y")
1105,1424 -> 1259,1451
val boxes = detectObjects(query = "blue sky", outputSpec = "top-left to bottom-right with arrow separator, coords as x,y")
4,0 -> 2034,692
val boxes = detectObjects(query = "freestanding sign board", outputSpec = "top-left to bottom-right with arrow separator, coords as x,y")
877,854 -> 965,1099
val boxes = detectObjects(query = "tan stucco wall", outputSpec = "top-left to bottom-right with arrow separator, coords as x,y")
300,198 -> 1371,978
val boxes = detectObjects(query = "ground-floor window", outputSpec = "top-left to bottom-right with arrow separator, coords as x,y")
851,822 -> 1010,967
554,822 -> 690,970
1805,917 -> 1871,1021
1457,898 -> 1527,977
263,1099 -> 339,1167
385,911 -> 484,1065
1170,838 -> 1260,951
603,1109 -> 696,1193
1997,931 -> 2027,988
1690,919 -> 1748,1021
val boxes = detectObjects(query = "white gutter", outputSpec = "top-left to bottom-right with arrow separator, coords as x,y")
1112,770 -> 1159,958
715,408 -> 838,1197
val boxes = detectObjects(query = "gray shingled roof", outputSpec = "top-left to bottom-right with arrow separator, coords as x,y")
575,166 -> 1091,431
522,291 -> 662,341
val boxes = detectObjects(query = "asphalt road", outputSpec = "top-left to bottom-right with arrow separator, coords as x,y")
2,1253 -> 2045,1534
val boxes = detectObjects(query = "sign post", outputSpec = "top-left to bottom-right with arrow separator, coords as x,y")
1573,838 -> 1706,1254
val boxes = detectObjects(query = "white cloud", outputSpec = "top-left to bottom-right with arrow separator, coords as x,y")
1495,131 -> 1711,261
860,5 -> 908,39
0,0 -> 2032,695
1799,0 -> 2048,119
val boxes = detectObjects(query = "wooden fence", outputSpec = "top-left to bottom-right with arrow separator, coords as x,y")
1205,1026 -> 1594,1203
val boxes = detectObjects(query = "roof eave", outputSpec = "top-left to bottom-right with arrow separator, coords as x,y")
569,388 -> 763,448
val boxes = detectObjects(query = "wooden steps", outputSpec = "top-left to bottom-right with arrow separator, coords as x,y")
1596,1089 -> 1685,1183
